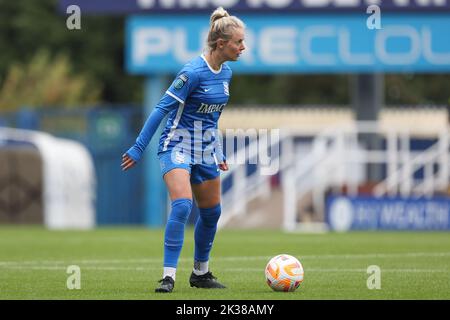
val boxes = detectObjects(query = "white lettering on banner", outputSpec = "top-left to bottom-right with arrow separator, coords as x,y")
375,26 -> 421,65
422,27 -> 450,64
174,28 -> 200,62
137,0 -> 448,9
302,0 -> 331,7
260,28 -> 297,64
427,202 -> 449,227
216,0 -> 241,7
134,28 -> 171,65
300,26 -> 337,65
339,28 -> 375,65
392,0 -> 408,5
380,202 -> 404,226
240,29 -> 255,64
137,0 -> 155,9
414,0 -> 447,6
329,197 -> 354,231
353,200 -> 449,229
303,0 -> 379,7
132,25 -> 450,68
161,0 -> 179,8
138,0 -> 240,8
180,0 -> 208,9
247,0 -> 293,8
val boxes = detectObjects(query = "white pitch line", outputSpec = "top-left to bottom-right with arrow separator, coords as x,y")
1,252 -> 449,267
0,265 -> 448,273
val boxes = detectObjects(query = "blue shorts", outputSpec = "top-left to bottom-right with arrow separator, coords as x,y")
158,150 -> 220,184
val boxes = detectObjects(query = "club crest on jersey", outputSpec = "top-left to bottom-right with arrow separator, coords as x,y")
223,82 -> 229,96
174,151 -> 185,164
174,73 -> 188,90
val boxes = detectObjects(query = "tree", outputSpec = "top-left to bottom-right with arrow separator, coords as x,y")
0,0 -> 142,106
0,0 -> 448,108
0,49 -> 101,110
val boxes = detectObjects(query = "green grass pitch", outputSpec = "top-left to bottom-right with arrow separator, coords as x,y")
0,226 -> 449,300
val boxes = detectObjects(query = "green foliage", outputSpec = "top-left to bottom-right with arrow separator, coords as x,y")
229,74 -> 350,105
385,74 -> 450,106
0,49 -> 101,110
0,0 -> 448,108
0,0 -> 142,107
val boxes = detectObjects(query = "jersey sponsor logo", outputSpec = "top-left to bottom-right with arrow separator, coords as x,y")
196,103 -> 225,114
173,73 -> 188,89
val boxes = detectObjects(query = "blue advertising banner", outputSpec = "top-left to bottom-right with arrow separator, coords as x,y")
126,14 -> 450,74
326,196 -> 450,231
59,0 -> 450,14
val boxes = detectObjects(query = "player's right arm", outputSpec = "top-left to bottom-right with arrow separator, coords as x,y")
121,96 -> 173,171
121,67 -> 199,171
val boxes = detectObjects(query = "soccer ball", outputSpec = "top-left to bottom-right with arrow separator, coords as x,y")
265,254 -> 304,292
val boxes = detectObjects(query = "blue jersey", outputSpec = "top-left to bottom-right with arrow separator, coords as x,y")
160,54 -> 232,157
126,54 -> 232,164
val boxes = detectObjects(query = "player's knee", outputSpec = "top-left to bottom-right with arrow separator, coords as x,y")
199,204 -> 221,227
196,195 -> 221,209
169,198 -> 193,224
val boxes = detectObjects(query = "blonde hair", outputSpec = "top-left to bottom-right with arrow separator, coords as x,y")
207,7 -> 245,51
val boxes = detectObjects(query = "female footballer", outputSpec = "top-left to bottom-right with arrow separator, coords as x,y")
121,7 -> 246,293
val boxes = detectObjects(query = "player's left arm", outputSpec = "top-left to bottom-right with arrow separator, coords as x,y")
218,161 -> 228,171
121,94 -> 180,171
217,71 -> 232,172
215,131 -> 228,171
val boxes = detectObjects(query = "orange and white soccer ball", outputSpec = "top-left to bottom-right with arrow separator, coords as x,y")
265,254 -> 304,292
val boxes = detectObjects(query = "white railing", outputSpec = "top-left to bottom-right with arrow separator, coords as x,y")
218,132 -> 282,228
282,122 -> 450,231
219,122 -> 450,231
218,128 -> 317,229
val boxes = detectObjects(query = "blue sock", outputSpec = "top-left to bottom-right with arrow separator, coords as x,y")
163,198 -> 193,268
194,204 -> 221,263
